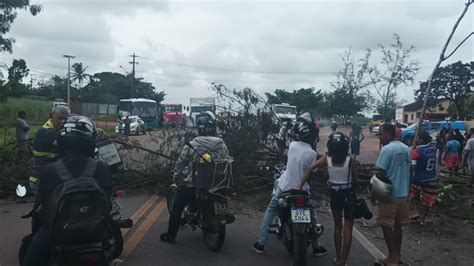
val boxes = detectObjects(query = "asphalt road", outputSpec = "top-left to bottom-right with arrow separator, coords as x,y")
0,192 -> 378,266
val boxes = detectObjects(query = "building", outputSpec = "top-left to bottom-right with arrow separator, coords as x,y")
399,99 -> 451,124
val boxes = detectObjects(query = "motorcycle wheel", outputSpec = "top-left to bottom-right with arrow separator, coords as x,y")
202,224 -> 226,252
111,223 -> 124,259
291,232 -> 307,266
18,234 -> 33,265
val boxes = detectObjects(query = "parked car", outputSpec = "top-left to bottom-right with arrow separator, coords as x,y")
115,116 -> 147,135
373,122 -> 407,135
400,121 -> 466,146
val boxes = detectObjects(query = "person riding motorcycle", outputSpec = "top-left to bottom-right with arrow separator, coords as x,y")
253,112 -> 327,256
160,112 -> 231,244
22,115 -> 112,266
29,105 -> 70,190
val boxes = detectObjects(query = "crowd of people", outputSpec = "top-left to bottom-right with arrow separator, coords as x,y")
13,108 -> 474,266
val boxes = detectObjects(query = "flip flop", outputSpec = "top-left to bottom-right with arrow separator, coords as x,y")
409,215 -> 420,221
374,259 -> 388,266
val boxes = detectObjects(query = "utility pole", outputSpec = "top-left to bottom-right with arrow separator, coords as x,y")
129,53 -> 139,98
29,75 -> 35,90
63,54 -> 75,105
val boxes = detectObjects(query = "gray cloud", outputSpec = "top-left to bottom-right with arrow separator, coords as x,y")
1,0 -> 472,107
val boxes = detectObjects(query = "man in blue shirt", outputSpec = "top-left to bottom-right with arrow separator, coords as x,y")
409,131 -> 437,225
374,123 -> 411,266
444,133 -> 461,175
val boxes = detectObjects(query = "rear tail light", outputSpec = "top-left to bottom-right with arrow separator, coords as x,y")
294,196 -> 305,207
114,190 -> 125,197
79,252 -> 102,265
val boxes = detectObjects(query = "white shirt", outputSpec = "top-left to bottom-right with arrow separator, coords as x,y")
465,138 -> 474,166
327,156 -> 351,185
278,141 -> 317,192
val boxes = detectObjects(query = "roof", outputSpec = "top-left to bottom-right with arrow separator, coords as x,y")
119,98 -> 157,103
403,101 -> 423,112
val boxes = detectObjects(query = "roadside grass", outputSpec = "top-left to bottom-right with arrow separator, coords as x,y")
0,97 -> 50,128
93,114 -> 118,123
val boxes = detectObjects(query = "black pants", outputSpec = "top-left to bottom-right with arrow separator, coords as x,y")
22,227 -> 52,266
167,186 -> 197,239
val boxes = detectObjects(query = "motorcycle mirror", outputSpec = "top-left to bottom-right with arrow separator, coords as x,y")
16,184 -> 27,197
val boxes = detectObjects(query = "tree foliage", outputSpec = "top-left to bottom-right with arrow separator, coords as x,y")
5,59 -> 29,97
0,1 -> 42,53
415,61 -> 473,119
71,63 -> 89,89
31,72 -> 166,104
368,34 -> 420,120
265,87 -> 323,115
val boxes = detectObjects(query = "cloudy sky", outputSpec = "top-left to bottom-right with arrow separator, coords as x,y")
1,0 -> 472,112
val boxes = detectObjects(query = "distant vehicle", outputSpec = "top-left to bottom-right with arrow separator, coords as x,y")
373,122 -> 407,135
272,103 -> 297,122
115,116 -> 147,135
190,98 -> 216,126
401,121 -> 466,146
161,103 -> 183,127
372,114 -> 384,126
51,101 -> 68,109
118,98 -> 159,129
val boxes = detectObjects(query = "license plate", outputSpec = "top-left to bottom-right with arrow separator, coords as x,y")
214,202 -> 229,215
291,208 -> 311,223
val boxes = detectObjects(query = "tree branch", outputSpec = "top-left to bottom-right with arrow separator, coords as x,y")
444,32 -> 474,60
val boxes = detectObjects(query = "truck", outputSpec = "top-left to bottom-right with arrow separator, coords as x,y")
189,98 -> 216,125
271,103 -> 297,122
161,103 -> 183,127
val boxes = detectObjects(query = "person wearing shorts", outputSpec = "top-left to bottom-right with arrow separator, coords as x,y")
410,131 -> 438,225
300,131 -> 358,266
463,128 -> 474,188
444,133 -> 461,174
375,124 -> 411,266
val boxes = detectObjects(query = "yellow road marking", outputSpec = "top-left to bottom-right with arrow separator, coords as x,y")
121,198 -> 167,258
121,194 -> 159,237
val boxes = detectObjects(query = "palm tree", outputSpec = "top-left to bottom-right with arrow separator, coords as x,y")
71,62 -> 89,89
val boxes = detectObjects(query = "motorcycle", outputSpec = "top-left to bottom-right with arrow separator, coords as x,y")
270,189 -> 324,266
166,184 -> 235,252
16,184 -> 132,266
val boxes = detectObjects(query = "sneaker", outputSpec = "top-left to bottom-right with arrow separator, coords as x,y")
159,233 -> 176,244
252,242 -> 264,254
312,245 -> 328,257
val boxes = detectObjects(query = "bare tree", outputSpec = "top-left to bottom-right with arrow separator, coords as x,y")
329,48 -> 373,122
414,0 -> 474,146
368,34 -> 420,120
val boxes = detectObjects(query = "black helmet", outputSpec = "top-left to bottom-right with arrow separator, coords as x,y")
196,111 -> 216,136
58,115 -> 97,157
293,112 -> 316,144
327,131 -> 350,164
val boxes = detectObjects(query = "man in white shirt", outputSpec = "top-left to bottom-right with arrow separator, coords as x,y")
463,128 -> 474,188
253,113 -> 327,257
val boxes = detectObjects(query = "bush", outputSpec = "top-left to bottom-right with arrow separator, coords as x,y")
0,97 -> 51,127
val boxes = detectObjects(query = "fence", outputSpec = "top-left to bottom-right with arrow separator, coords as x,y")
70,102 -> 117,116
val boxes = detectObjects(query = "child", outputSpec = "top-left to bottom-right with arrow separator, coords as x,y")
253,113 -> 327,257
299,131 -> 358,266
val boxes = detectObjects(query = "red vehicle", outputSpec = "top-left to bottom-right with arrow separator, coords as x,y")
161,104 -> 183,127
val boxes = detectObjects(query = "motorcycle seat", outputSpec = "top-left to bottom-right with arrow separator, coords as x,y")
280,190 -> 309,197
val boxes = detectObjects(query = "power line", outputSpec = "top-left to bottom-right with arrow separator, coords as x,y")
139,56 -> 336,75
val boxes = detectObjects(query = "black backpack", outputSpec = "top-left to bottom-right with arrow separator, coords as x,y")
45,158 -> 111,245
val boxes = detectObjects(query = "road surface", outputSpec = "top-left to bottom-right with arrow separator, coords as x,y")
0,192 -> 380,266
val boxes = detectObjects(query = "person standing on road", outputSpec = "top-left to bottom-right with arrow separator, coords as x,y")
349,123 -> 365,161
160,112 -> 231,244
435,130 -> 446,166
453,129 -> 465,156
331,121 -> 338,132
30,106 -> 70,190
253,113 -> 328,257
463,128 -> 474,188
444,133 -> 461,174
374,123 -> 411,266
299,131 -> 359,266
409,131 -> 437,225
16,111 -> 30,155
